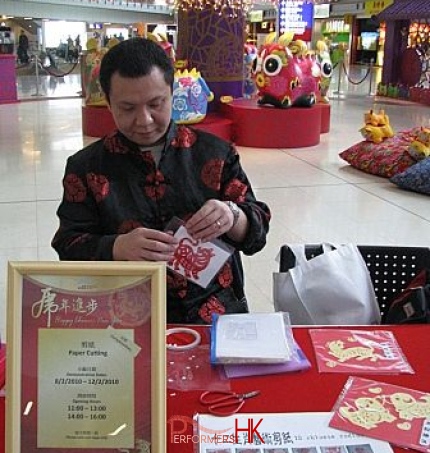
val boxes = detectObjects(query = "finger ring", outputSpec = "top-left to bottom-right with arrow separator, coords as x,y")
216,220 -> 222,228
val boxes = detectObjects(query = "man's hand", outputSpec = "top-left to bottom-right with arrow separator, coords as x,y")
113,227 -> 179,261
185,199 -> 247,243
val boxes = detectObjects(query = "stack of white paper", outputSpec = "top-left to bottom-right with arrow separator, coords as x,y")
211,312 -> 292,364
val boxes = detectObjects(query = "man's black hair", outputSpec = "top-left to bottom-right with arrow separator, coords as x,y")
99,37 -> 174,103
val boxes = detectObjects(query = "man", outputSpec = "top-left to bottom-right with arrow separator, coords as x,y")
66,35 -> 75,62
52,38 -> 271,324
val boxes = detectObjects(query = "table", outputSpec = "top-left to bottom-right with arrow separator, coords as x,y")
167,324 -> 430,453
0,325 -> 428,452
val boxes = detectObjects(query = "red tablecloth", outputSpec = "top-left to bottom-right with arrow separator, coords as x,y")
0,325 -> 428,452
167,324 -> 430,453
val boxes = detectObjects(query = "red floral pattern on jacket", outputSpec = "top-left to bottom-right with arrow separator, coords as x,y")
139,150 -> 154,166
144,170 -> 167,200
201,159 -> 224,191
224,178 -> 248,202
171,125 -> 197,148
105,132 -> 130,154
87,173 -> 110,202
198,296 -> 226,323
218,263 -> 233,288
64,174 -> 87,202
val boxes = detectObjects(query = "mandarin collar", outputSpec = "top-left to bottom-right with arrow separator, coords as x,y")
105,121 -> 178,155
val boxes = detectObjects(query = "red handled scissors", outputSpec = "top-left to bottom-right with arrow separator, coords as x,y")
199,390 -> 260,416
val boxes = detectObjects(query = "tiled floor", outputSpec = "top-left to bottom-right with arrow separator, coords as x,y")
0,66 -> 429,338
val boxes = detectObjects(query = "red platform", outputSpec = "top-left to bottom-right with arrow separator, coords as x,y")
189,114 -> 233,141
82,105 -> 233,141
222,98 -> 330,148
82,101 -> 330,148
320,102 -> 331,133
82,104 -> 115,138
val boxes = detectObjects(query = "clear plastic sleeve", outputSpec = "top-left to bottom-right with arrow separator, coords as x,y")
210,312 -> 295,365
330,376 -> 430,453
309,329 -> 414,374
166,327 -> 231,392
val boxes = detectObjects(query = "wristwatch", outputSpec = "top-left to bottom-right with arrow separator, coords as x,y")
225,201 -> 241,227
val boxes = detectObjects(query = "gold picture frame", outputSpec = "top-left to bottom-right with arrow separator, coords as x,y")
6,261 -> 166,453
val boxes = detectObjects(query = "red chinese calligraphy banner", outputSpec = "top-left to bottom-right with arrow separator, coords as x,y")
6,261 -> 166,453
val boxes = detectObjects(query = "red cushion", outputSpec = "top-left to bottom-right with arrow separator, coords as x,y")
339,128 -> 418,178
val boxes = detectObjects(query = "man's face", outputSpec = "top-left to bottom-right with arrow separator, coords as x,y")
108,67 -> 172,146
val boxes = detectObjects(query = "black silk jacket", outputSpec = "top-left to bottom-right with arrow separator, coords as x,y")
52,122 -> 271,323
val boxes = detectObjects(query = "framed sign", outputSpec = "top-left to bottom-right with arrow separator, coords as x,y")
6,261 -> 166,453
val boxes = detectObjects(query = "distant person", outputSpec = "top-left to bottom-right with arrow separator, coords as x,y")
66,35 -> 74,62
17,30 -> 29,64
74,34 -> 81,59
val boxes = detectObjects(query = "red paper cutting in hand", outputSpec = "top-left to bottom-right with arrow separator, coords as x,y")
166,224 -> 234,288
169,237 -> 215,280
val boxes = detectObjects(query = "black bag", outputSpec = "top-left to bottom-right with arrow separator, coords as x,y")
383,269 -> 430,324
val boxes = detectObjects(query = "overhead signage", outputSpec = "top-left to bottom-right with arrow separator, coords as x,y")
278,0 -> 314,40
314,4 -> 330,19
365,0 -> 393,15
89,22 -> 103,29
249,10 -> 264,23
